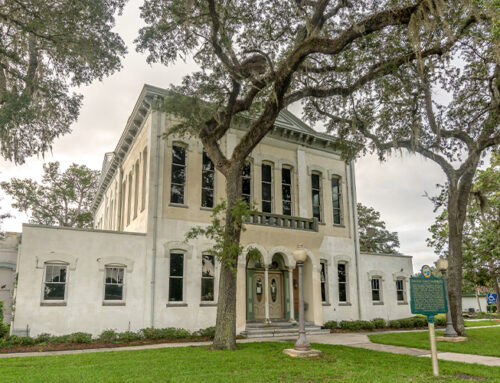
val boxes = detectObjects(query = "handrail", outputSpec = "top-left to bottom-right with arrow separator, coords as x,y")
245,212 -> 318,232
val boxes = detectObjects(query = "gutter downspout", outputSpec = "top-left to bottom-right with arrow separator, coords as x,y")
150,103 -> 162,327
349,160 -> 363,320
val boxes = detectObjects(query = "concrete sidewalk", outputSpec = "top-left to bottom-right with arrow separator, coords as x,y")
1,330 -> 500,367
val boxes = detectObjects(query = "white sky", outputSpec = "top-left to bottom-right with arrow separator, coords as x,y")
0,0 -> 450,272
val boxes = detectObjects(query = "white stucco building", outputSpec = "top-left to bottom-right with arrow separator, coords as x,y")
7,85 -> 413,337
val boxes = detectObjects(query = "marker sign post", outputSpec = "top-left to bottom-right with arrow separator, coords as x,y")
410,265 -> 448,377
487,293 -> 498,319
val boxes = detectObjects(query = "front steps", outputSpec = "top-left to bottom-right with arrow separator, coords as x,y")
241,321 -> 330,338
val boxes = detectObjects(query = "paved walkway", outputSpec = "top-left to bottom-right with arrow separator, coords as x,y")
1,329 -> 500,367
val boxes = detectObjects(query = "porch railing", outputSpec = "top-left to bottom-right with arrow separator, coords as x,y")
245,212 -> 318,232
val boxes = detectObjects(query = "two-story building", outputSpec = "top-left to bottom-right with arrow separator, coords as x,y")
9,84 -> 413,337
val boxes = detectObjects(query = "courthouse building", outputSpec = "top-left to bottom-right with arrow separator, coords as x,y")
5,85 -> 413,336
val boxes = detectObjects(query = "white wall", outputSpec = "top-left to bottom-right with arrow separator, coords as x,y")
358,252 -> 413,321
462,295 -> 488,313
13,225 -> 147,337
0,233 -> 19,323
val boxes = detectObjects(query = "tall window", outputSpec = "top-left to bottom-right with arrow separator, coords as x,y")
127,172 -> 132,225
104,266 -> 125,301
371,278 -> 381,302
43,263 -> 67,301
121,180 -> 126,228
134,161 -> 139,219
242,163 -> 252,205
201,151 -> 215,208
331,176 -> 342,225
311,173 -> 321,221
282,167 -> 292,216
169,253 -> 184,301
261,164 -> 273,213
320,261 -> 328,303
396,279 -> 405,302
170,145 -> 186,204
201,255 -> 215,301
141,147 -> 148,211
338,263 -> 347,302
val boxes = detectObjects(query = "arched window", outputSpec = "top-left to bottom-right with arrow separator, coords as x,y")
201,151 -> 215,208
261,162 -> 273,213
281,166 -> 293,216
242,162 -> 252,205
171,144 -> 187,204
141,147 -> 148,211
311,172 -> 322,221
331,176 -> 342,225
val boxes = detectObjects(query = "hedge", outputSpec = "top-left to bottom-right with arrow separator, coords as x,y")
324,315 -> 446,332
0,326 -> 216,349
0,302 -> 9,339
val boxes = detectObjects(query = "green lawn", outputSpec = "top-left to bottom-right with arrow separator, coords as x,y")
1,342 -> 500,382
369,327 -> 500,358
464,320 -> 500,327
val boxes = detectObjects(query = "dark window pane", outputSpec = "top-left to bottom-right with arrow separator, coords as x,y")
202,255 -> 215,277
283,201 -> 291,216
262,183 -> 272,201
312,191 -> 320,206
321,263 -> 326,302
44,283 -> 65,300
105,285 -> 123,300
282,185 -> 291,201
201,189 -> 214,208
172,146 -> 185,165
262,164 -> 272,182
242,178 -> 251,195
262,201 -> 272,213
46,265 -> 67,283
282,168 -> 291,185
170,185 -> 184,204
169,278 -> 183,301
321,284 -> 326,302
397,290 -> 404,301
242,163 -> 251,177
202,171 -> 214,188
242,195 -> 251,205
311,174 -> 320,189
333,210 -> 341,225
201,278 -> 214,301
338,264 -> 346,282
313,205 -> 321,220
202,152 -> 214,170
339,283 -> 347,302
170,254 -> 184,277
372,290 -> 380,301
172,165 -> 186,184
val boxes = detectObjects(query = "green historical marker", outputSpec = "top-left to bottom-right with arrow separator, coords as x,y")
410,265 -> 448,377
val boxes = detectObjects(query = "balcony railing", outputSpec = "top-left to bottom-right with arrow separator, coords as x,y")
245,212 -> 318,232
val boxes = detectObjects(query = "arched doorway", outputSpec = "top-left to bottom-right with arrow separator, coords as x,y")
246,252 -> 289,321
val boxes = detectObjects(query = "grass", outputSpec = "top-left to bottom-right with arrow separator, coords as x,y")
464,320 -> 500,327
369,327 -> 500,358
0,342 -> 499,382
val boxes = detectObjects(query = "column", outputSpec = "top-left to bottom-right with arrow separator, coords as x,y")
288,267 -> 296,322
264,266 -> 271,324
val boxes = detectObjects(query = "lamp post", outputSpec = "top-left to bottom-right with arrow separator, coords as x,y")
436,256 -> 458,337
292,244 -> 310,351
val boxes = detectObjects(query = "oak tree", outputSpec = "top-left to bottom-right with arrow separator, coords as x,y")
137,0 -> 482,348
357,203 -> 400,254
0,0 -> 127,164
1,162 -> 100,228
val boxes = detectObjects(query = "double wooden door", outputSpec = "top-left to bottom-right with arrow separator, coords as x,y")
253,271 -> 284,320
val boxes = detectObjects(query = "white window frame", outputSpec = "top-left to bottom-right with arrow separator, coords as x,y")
337,261 -> 349,303
201,253 -> 216,302
311,171 -> 322,222
331,175 -> 342,225
103,264 -> 126,304
170,143 -> 188,205
371,277 -> 383,303
201,151 -> 215,208
320,260 -> 329,304
168,251 -> 186,303
41,262 -> 69,304
281,166 -> 293,216
396,278 -> 406,303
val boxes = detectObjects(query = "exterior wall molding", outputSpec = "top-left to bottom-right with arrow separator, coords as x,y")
97,256 -> 135,272
307,165 -> 326,178
35,253 -> 78,270
327,170 -> 345,180
392,271 -> 409,280
164,241 -> 193,259
0,261 -> 16,271
167,136 -> 195,152
240,243 -> 268,267
253,154 -> 280,167
268,246 -> 295,268
367,270 -> 386,281
277,159 -> 297,170
333,255 -> 351,264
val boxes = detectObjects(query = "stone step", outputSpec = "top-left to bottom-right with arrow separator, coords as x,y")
241,325 -> 330,338
246,321 -> 314,329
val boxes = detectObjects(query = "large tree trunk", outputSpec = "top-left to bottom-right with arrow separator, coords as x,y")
447,183 -> 467,336
448,181 -> 470,336
212,165 -> 243,350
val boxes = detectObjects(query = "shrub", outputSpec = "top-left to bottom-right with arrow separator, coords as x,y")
340,320 -> 374,331
323,321 -> 338,330
194,327 -> 215,338
371,318 -> 386,329
48,335 -> 70,345
411,316 -> 428,328
434,316 -> 446,326
35,333 -> 52,344
0,302 -> 8,339
99,330 -> 118,343
141,327 -> 164,340
388,320 -> 401,329
117,331 -> 142,342
68,332 -> 92,344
